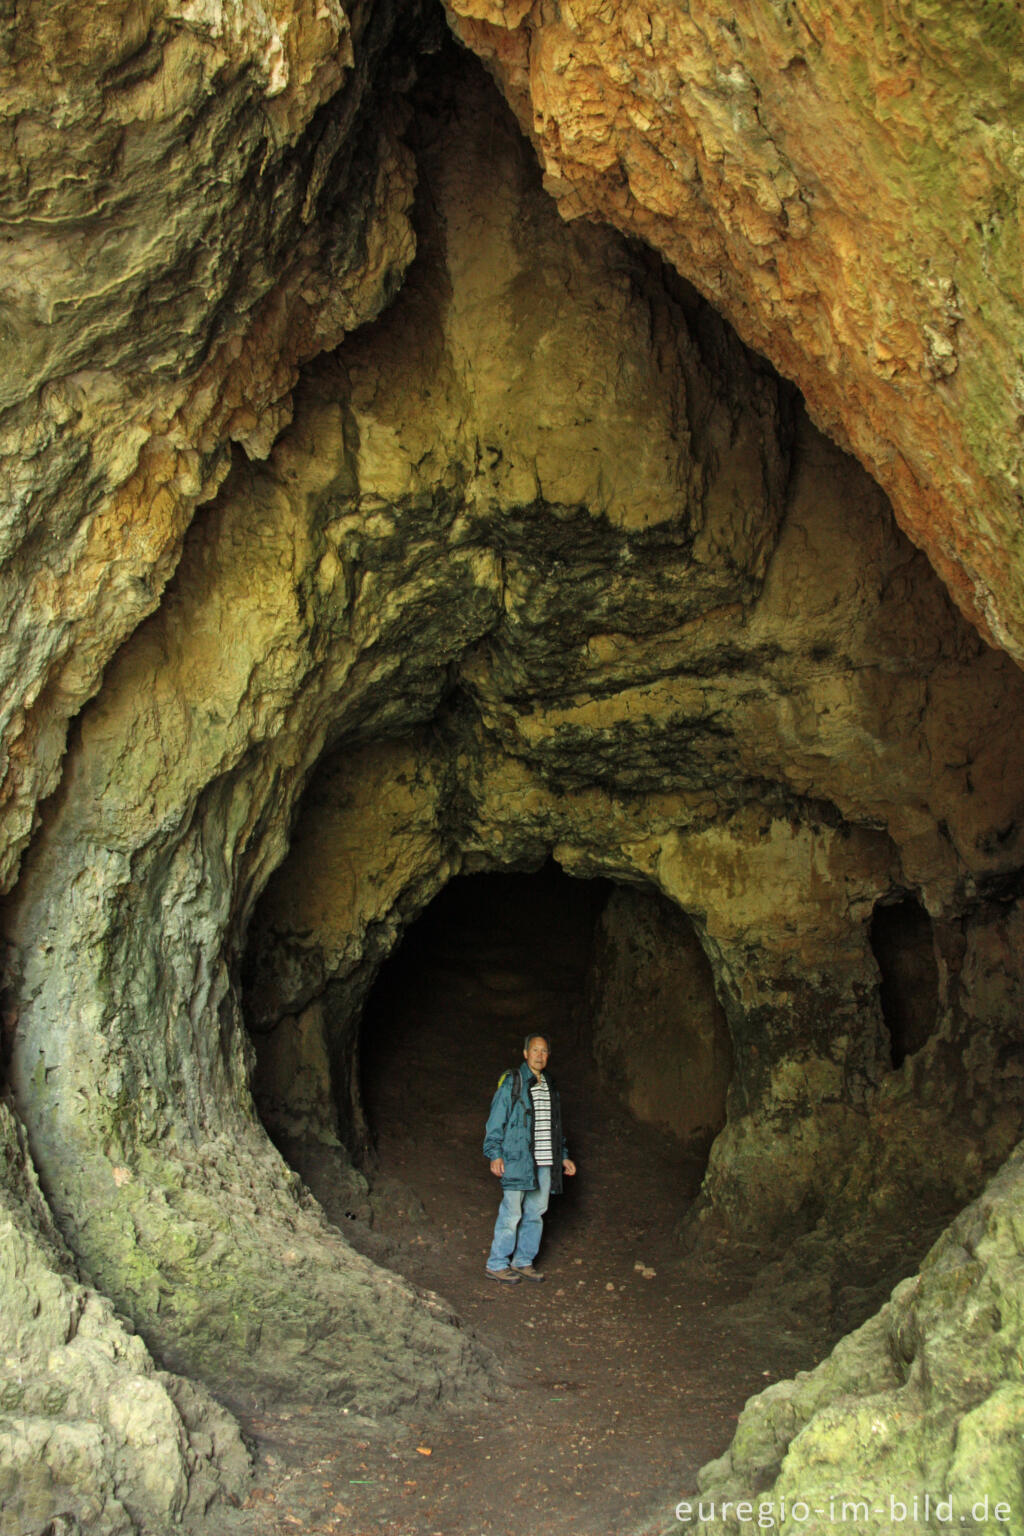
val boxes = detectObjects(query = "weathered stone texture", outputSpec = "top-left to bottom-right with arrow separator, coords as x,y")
585,886 -> 733,1146
240,61 -> 1024,1293
3,389 -> 496,1416
246,733 -> 456,1160
685,1139 -> 1024,1535
0,0 -> 419,892
444,0 -> 1024,665
0,1100 -> 249,1536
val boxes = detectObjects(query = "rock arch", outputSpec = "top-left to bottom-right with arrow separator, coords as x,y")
2,31 -> 1024,1532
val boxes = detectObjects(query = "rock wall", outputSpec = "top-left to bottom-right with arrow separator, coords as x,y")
0,0 -> 421,893
239,52 -> 1024,1296
0,1100 -> 249,1536
585,886 -> 733,1147
444,0 -> 1024,663
245,733 -> 456,1166
682,1139 -> 1024,1536
2,381 -> 496,1418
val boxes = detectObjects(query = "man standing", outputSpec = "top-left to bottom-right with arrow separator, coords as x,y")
483,1033 -> 576,1284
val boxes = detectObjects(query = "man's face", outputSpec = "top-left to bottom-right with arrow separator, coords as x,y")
524,1036 -> 550,1075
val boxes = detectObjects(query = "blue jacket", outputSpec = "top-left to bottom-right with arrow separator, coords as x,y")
483,1061 -> 569,1194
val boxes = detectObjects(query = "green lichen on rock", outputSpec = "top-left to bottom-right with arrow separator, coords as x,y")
62,1133 -> 493,1413
0,1100 -> 250,1536
682,1143 -> 1024,1534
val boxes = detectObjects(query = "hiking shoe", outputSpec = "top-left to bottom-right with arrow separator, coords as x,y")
511,1264 -> 544,1282
486,1267 -> 520,1284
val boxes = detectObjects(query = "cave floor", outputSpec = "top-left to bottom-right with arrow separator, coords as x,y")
212,899 -> 832,1536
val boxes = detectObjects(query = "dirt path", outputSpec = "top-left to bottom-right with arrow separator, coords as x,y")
214,882 -> 829,1536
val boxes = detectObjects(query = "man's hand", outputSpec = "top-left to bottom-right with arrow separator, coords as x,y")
562,1158 -> 576,1176
490,1158 -> 505,1176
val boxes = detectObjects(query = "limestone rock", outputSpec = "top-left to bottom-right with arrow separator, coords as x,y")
0,1098 -> 249,1535
2,393 -> 497,1409
444,0 -> 1024,666
245,733 -> 456,1157
241,58 -> 1024,1300
586,885 -> 733,1146
684,1141 -> 1024,1535
0,0 -> 419,893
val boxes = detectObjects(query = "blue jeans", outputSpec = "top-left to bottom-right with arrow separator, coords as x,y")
486,1165 -> 552,1270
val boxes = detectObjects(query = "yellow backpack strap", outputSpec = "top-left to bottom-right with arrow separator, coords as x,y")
496,1068 -> 522,1105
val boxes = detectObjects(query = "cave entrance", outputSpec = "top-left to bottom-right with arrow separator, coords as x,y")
360,861 -> 610,1144
870,894 -> 940,1068
356,862 -> 731,1273
329,865 -> 807,1535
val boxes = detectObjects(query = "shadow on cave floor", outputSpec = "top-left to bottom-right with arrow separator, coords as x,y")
215,871 -> 831,1536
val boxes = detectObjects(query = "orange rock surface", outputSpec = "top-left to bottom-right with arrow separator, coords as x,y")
445,0 -> 1024,658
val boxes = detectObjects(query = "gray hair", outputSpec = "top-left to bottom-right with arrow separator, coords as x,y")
523,1033 -> 551,1051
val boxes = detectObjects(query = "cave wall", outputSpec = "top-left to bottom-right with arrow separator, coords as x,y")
245,732 -> 456,1163
689,1139 -> 1024,1536
0,0 -> 422,893
0,1099 -> 250,1536
1,0 -> 1021,940
585,886 -> 733,1146
239,53 -> 1024,1269
1,385 -> 494,1417
6,35 -> 1024,1375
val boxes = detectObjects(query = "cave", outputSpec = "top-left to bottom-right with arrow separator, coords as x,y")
358,863 -> 612,1157
250,855 -> 734,1237
3,4 -> 1024,1534
247,855 -> 734,1210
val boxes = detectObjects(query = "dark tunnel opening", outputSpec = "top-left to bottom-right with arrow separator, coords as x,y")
355,862 -> 732,1268
870,894 -> 940,1069
311,866 -> 824,1532
360,861 -> 611,1137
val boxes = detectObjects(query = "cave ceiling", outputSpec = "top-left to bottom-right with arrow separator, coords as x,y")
445,0 -> 1024,656
0,0 -> 1022,897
